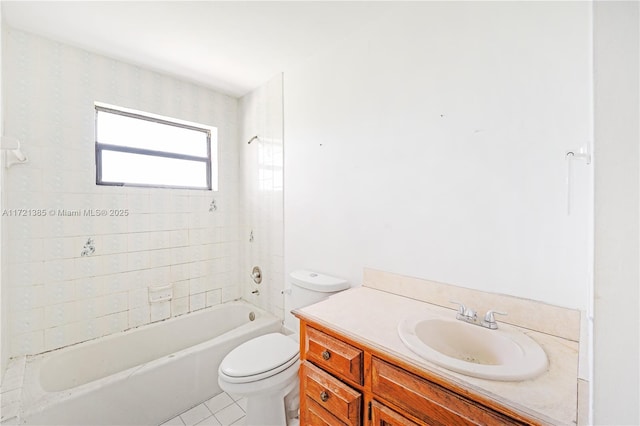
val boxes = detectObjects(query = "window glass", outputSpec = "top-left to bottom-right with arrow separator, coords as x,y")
95,105 -> 215,190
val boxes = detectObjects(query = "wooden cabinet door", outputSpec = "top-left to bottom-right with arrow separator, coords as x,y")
370,400 -> 420,426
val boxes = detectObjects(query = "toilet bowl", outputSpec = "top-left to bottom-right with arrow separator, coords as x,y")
218,270 -> 349,426
218,333 -> 300,426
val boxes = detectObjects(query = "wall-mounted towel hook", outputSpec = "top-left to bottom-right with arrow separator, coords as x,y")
565,144 -> 592,215
1,136 -> 28,168
565,150 -> 591,165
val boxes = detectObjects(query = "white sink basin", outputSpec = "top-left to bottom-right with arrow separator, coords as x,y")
398,314 -> 548,381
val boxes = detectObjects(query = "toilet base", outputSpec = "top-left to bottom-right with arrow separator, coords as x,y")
244,377 -> 298,426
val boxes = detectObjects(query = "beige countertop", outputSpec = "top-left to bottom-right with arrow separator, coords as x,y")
295,286 -> 579,425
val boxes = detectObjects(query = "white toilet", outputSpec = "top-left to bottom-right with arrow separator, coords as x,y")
218,270 -> 349,426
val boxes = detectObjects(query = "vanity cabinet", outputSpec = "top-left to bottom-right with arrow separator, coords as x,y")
297,318 -> 542,426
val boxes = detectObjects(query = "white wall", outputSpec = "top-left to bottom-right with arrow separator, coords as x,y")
3,28 -> 241,357
238,74 -> 284,319
284,2 -> 592,310
593,2 -> 639,424
0,7 -> 7,380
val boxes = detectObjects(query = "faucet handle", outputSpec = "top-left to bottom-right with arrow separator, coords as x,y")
483,310 -> 507,328
450,300 -> 466,316
450,300 -> 476,319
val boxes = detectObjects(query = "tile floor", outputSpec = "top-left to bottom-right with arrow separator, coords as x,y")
160,391 -> 246,426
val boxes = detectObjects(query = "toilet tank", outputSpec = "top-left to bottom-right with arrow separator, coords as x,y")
283,270 -> 349,334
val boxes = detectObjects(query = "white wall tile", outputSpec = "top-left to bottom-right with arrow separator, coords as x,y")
127,251 -> 149,271
144,266 -> 171,287
74,276 -> 106,300
44,302 -> 75,328
205,289 -> 221,307
100,234 -> 128,255
44,324 -> 72,352
126,192 -> 150,214
172,280 -> 189,299
8,238 -> 44,264
189,293 -> 206,311
8,262 -> 44,287
149,231 -> 171,250
74,318 -> 102,342
10,285 -> 45,311
74,297 -> 105,321
127,232 -> 149,252
171,246 -> 191,265
103,253 -> 128,274
128,306 -> 150,329
191,277 -> 208,295
170,264 -> 190,283
100,312 -> 128,336
171,297 -> 189,317
73,256 -> 103,279
169,230 -> 189,247
102,292 -> 128,315
44,281 -> 77,305
128,288 -> 148,309
150,301 -> 171,322
221,286 -> 239,303
11,330 -> 44,357
10,308 -> 44,334
42,237 -> 74,261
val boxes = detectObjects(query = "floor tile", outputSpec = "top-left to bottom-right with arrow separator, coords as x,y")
205,392 -> 234,413
214,403 -> 244,425
159,416 -> 185,426
158,392 -> 249,426
227,393 -> 243,402
180,403 -> 213,426
195,415 -> 222,426
235,397 -> 247,412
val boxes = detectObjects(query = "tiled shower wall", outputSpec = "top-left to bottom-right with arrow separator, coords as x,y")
3,28 -> 241,357
238,75 -> 284,320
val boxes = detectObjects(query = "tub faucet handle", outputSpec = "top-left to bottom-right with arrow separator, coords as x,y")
250,266 -> 262,284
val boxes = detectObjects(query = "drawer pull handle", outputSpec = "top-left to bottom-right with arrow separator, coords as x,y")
322,350 -> 331,360
320,391 -> 330,402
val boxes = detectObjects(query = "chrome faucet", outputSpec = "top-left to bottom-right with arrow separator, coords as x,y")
482,310 -> 507,329
451,300 -> 477,321
450,301 -> 506,330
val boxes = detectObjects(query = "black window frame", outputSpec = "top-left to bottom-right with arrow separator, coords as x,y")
95,105 -> 213,190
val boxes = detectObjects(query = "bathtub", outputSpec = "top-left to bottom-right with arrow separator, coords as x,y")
19,301 -> 282,425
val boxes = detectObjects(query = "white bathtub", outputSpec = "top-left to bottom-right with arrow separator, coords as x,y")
19,301 -> 282,426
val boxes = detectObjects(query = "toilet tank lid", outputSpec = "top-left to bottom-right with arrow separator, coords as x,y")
289,270 -> 349,292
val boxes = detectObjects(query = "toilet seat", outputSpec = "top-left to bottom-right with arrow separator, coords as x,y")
219,333 -> 300,384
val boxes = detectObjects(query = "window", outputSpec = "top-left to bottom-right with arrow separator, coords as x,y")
95,104 -> 216,190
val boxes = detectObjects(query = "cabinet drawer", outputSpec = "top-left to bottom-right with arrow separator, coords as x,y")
306,398 -> 348,426
302,361 -> 362,426
305,326 -> 364,385
371,358 -> 522,426
371,400 -> 420,426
